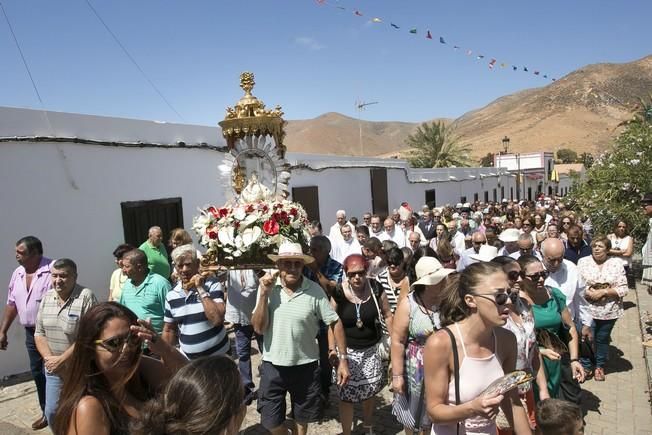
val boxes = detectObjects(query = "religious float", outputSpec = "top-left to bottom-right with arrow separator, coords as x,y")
192,72 -> 311,269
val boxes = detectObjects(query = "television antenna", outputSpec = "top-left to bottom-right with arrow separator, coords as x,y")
354,100 -> 379,156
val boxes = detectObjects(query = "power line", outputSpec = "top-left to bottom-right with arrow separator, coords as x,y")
84,0 -> 185,122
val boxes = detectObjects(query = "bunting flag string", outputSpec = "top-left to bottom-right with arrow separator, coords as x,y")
314,0 -> 556,81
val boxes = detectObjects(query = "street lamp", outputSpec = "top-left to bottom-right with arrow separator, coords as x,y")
502,136 -> 510,154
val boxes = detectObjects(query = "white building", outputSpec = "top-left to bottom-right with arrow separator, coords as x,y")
0,106 -> 520,377
494,152 -> 574,200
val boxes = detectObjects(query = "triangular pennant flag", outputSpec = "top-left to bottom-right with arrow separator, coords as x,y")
534,71 -> 540,75
552,78 -> 557,81
439,36 -> 446,44
426,30 -> 433,39
500,63 -> 506,68
336,6 -> 345,10
409,28 -> 417,34
523,66 -> 528,72
512,65 -> 517,71
354,10 -> 363,16
466,50 -> 473,55
372,17 -> 382,23
390,23 -> 400,29
488,59 -> 497,69
453,45 -> 460,50
476,55 -> 485,59
543,74 -> 548,78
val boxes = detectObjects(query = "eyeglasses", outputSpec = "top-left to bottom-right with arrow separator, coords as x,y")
473,292 -> 510,306
524,271 -> 549,281
94,332 -> 140,353
387,263 -> 402,268
506,270 -> 520,281
346,270 -> 365,279
561,221 -> 571,225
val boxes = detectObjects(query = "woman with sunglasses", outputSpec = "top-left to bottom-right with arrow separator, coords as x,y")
577,236 -> 628,381
391,257 -> 456,435
424,262 -> 532,435
516,255 -> 584,399
558,213 -> 576,241
53,302 -> 187,435
492,256 -> 549,434
329,254 -> 393,435
376,247 -> 411,313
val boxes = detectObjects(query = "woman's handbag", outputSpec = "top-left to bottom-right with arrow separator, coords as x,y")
442,327 -> 461,435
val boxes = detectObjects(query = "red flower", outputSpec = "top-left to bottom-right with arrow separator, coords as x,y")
245,204 -> 255,213
263,219 -> 280,235
218,208 -> 229,218
280,211 -> 289,224
208,230 -> 218,240
207,206 -> 219,218
289,208 -> 298,216
233,221 -> 240,229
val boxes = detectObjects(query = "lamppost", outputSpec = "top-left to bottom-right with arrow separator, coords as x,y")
502,136 -> 510,154
516,153 -> 521,201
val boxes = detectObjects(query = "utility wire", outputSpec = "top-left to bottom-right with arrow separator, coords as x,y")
84,0 -> 185,122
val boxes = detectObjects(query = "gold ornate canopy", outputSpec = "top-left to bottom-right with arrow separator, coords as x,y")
218,72 -> 287,159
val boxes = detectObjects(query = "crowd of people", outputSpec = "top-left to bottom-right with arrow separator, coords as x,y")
1,193 -> 651,435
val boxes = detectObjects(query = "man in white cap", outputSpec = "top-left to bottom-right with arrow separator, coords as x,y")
252,242 -> 350,435
469,245 -> 499,263
328,210 -> 355,243
509,233 -> 542,261
457,232 -> 487,271
498,228 -> 520,256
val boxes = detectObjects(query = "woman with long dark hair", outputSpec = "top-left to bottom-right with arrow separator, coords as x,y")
53,302 -> 187,435
424,262 -> 532,435
131,355 -> 246,435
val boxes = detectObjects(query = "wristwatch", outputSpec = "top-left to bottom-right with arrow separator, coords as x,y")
197,290 -> 211,299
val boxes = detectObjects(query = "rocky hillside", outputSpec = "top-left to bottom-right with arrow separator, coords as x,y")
283,55 -> 652,160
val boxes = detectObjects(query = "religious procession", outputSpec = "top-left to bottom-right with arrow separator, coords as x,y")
1,68 -> 651,435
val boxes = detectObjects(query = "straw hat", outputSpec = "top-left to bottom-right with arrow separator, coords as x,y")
267,242 -> 314,264
410,257 -> 456,288
469,245 -> 499,262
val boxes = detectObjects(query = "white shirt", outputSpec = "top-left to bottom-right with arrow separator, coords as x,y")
403,226 -> 428,248
331,237 -> 362,264
379,227 -> 406,248
544,259 -> 592,326
451,231 -> 466,256
370,229 -> 386,240
509,250 -> 543,261
457,247 -> 479,272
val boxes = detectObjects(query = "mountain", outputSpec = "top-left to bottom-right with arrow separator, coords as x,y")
283,55 -> 652,160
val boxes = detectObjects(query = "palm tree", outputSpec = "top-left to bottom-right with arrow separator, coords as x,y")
405,121 -> 472,168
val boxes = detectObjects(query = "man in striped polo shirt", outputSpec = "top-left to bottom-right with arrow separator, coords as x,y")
162,244 -> 229,359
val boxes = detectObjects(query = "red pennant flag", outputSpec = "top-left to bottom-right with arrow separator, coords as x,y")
426,30 -> 433,39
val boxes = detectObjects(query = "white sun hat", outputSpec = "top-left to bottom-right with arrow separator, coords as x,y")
410,257 -> 456,289
469,245 -> 499,262
498,228 -> 520,243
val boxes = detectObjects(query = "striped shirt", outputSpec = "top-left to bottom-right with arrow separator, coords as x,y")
164,278 -> 229,359
35,285 -> 97,355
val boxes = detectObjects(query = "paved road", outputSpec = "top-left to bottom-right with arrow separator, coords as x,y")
2,286 -> 651,434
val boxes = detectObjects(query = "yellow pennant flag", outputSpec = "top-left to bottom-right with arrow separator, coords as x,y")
372,17 -> 382,23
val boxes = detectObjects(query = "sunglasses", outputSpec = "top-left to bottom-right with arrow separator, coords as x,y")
562,221 -> 571,225
94,331 -> 140,353
387,263 -> 403,268
346,270 -> 365,279
506,270 -> 520,281
524,271 -> 549,281
473,292 -> 510,306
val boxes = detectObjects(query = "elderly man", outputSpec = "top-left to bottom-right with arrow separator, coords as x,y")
448,220 -> 465,255
331,224 -> 362,264
369,214 -> 385,239
541,239 -> 592,344
456,232 -> 487,271
119,249 -> 171,334
498,228 -> 520,256
379,217 -> 406,248
35,258 -> 97,427
328,210 -> 355,243
509,233 -> 543,260
139,226 -> 171,279
356,225 -> 370,245
547,223 -> 560,239
0,236 -> 52,430
408,231 -> 422,252
564,225 -> 592,264
163,245 -> 229,361
308,220 -> 323,237
418,210 -> 437,241
252,243 -> 350,435
361,212 -> 372,227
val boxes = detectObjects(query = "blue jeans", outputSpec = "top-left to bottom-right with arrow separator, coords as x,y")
44,371 -> 63,426
25,327 -> 46,412
234,324 -> 263,400
593,319 -> 617,368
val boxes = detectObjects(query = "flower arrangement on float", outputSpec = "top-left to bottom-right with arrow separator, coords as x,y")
192,199 -> 311,267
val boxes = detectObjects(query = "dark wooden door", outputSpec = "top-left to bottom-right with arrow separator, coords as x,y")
370,168 -> 388,217
292,186 -> 320,222
121,197 -> 183,251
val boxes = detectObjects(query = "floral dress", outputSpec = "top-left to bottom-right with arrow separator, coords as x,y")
392,292 -> 440,430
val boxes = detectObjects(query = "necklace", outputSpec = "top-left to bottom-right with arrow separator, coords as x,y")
350,286 -> 368,329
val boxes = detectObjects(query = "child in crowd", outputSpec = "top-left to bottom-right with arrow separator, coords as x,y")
535,398 -> 583,435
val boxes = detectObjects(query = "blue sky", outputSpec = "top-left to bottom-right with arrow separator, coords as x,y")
1,0 -> 650,125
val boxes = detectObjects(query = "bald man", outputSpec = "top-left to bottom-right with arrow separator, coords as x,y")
328,210 -> 355,243
509,233 -> 543,261
448,220 -> 466,255
541,238 -> 592,341
456,232 -> 487,271
139,226 -> 170,279
378,218 -> 406,248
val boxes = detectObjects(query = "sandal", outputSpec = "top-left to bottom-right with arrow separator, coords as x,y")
582,367 -> 593,381
594,367 -> 605,381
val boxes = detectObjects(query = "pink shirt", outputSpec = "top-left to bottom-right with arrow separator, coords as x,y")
7,257 -> 52,327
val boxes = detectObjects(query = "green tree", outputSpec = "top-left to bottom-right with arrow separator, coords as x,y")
479,152 -> 495,167
556,148 -> 579,163
406,121 -> 472,168
579,152 -> 594,169
567,108 -> 652,241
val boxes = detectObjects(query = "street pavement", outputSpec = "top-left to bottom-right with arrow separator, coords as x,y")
1,285 -> 651,434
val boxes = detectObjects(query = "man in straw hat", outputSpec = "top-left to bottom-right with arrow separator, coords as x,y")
252,242 -> 350,435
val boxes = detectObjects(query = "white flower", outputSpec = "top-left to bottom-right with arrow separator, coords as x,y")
241,227 -> 262,247
233,207 -> 246,221
218,227 -> 235,246
629,159 -> 640,165
240,213 -> 259,228
622,183 -> 631,190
